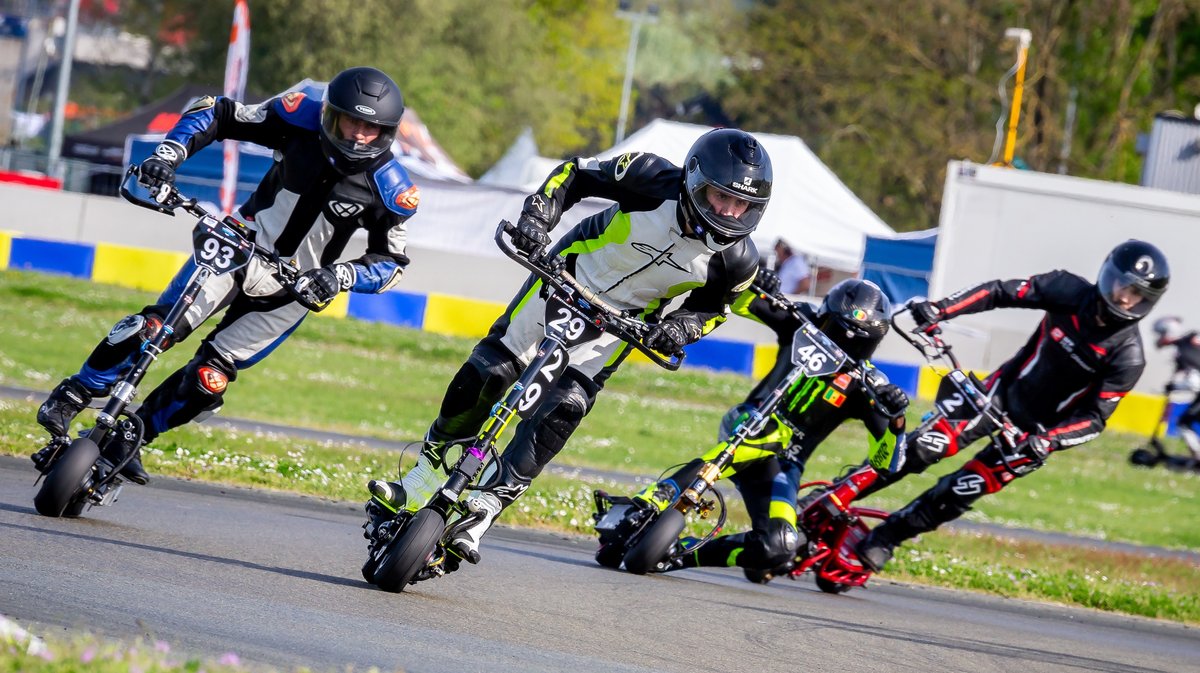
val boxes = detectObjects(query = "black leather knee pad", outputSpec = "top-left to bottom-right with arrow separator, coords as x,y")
435,342 -> 520,432
85,309 -> 168,372
758,519 -> 802,567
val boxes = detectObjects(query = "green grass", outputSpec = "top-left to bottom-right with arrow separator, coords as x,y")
1,269 -> 1198,624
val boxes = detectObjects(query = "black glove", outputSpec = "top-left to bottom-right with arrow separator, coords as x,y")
873,383 -> 909,418
513,193 -> 560,256
1008,433 -> 1053,475
908,300 -> 943,335
645,316 -> 702,355
291,263 -> 355,311
138,143 -> 182,193
754,267 -> 781,296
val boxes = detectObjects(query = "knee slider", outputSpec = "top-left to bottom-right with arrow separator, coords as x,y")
761,519 -> 802,566
106,311 -> 168,348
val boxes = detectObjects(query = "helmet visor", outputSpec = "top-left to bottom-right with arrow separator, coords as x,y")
1098,265 -> 1164,320
321,105 -> 396,160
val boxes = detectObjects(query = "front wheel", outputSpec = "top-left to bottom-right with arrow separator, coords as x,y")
34,437 -> 99,518
372,508 -> 445,592
623,508 -> 686,575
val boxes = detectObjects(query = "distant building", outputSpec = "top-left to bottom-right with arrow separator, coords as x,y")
1140,111 -> 1200,195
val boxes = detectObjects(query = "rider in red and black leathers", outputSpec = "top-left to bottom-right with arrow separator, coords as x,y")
367,129 -> 771,568
35,67 -> 417,484
857,240 -> 1170,571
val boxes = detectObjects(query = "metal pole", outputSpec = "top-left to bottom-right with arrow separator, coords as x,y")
1001,28 -> 1031,167
615,17 -> 642,145
46,0 -> 81,179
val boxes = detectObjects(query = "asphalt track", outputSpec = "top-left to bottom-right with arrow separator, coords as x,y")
1,458 -> 1197,673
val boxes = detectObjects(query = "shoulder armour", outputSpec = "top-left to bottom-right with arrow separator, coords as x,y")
373,159 -> 419,217
271,80 -> 324,131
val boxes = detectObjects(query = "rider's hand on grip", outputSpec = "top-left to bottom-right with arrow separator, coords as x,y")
138,142 -> 182,202
754,267 -> 781,297
873,383 -> 909,418
512,211 -> 551,257
644,317 -> 699,356
1008,433 -> 1053,475
908,300 -> 943,335
291,263 -> 355,312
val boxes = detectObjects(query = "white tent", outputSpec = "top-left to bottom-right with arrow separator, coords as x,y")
478,127 -> 564,191
600,120 -> 894,271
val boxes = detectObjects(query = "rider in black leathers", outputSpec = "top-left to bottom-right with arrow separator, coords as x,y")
35,67 -> 417,484
621,278 -> 909,573
857,240 -> 1170,571
367,129 -> 772,568
1148,316 -> 1200,465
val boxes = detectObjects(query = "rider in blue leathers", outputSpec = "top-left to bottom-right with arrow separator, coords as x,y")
35,67 -> 418,485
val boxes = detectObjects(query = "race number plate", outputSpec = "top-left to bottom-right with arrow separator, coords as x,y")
789,322 -> 849,377
512,293 -> 605,420
192,216 -> 254,274
935,369 -> 985,420
543,292 -> 603,346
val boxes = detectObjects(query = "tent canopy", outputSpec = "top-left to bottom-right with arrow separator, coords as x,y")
599,120 -> 895,271
861,228 -> 937,305
477,120 -> 895,271
63,85 -> 230,165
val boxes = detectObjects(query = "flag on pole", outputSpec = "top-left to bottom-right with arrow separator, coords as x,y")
220,0 -> 251,216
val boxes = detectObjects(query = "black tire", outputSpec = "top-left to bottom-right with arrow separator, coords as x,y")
595,542 -> 625,569
815,573 -> 852,594
372,508 -> 445,592
743,567 -> 773,584
34,437 -> 99,518
623,508 -> 686,575
1129,447 -> 1160,467
361,555 -> 379,583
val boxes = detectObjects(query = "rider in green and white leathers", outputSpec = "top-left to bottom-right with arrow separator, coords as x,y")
633,280 -> 908,572
372,129 -> 773,566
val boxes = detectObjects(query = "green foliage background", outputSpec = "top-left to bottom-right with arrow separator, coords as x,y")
69,0 -> 1200,231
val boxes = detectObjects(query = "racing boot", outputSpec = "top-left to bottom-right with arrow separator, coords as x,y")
100,429 -> 151,486
387,435 -> 451,513
446,491 -> 503,565
857,472 -> 974,572
36,377 -> 96,437
363,482 -> 403,540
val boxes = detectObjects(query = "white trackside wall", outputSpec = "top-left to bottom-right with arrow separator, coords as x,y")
931,160 -> 1200,395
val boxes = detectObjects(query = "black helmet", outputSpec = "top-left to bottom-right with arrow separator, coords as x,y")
680,128 -> 772,251
815,279 -> 892,360
1096,240 -> 1169,322
320,66 -> 404,173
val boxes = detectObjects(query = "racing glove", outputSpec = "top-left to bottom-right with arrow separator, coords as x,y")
1008,433 -> 1054,475
645,314 -> 704,355
873,383 -> 909,419
908,300 -> 943,335
291,263 -> 355,312
138,142 -> 184,193
753,267 -> 782,297
512,193 -> 560,256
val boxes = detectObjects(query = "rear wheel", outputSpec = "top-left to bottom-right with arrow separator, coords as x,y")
623,508 -> 686,575
372,508 -> 445,592
815,574 -> 852,594
34,437 -> 99,518
595,542 -> 624,569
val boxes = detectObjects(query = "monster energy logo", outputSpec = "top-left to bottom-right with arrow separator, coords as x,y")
786,376 -> 826,415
